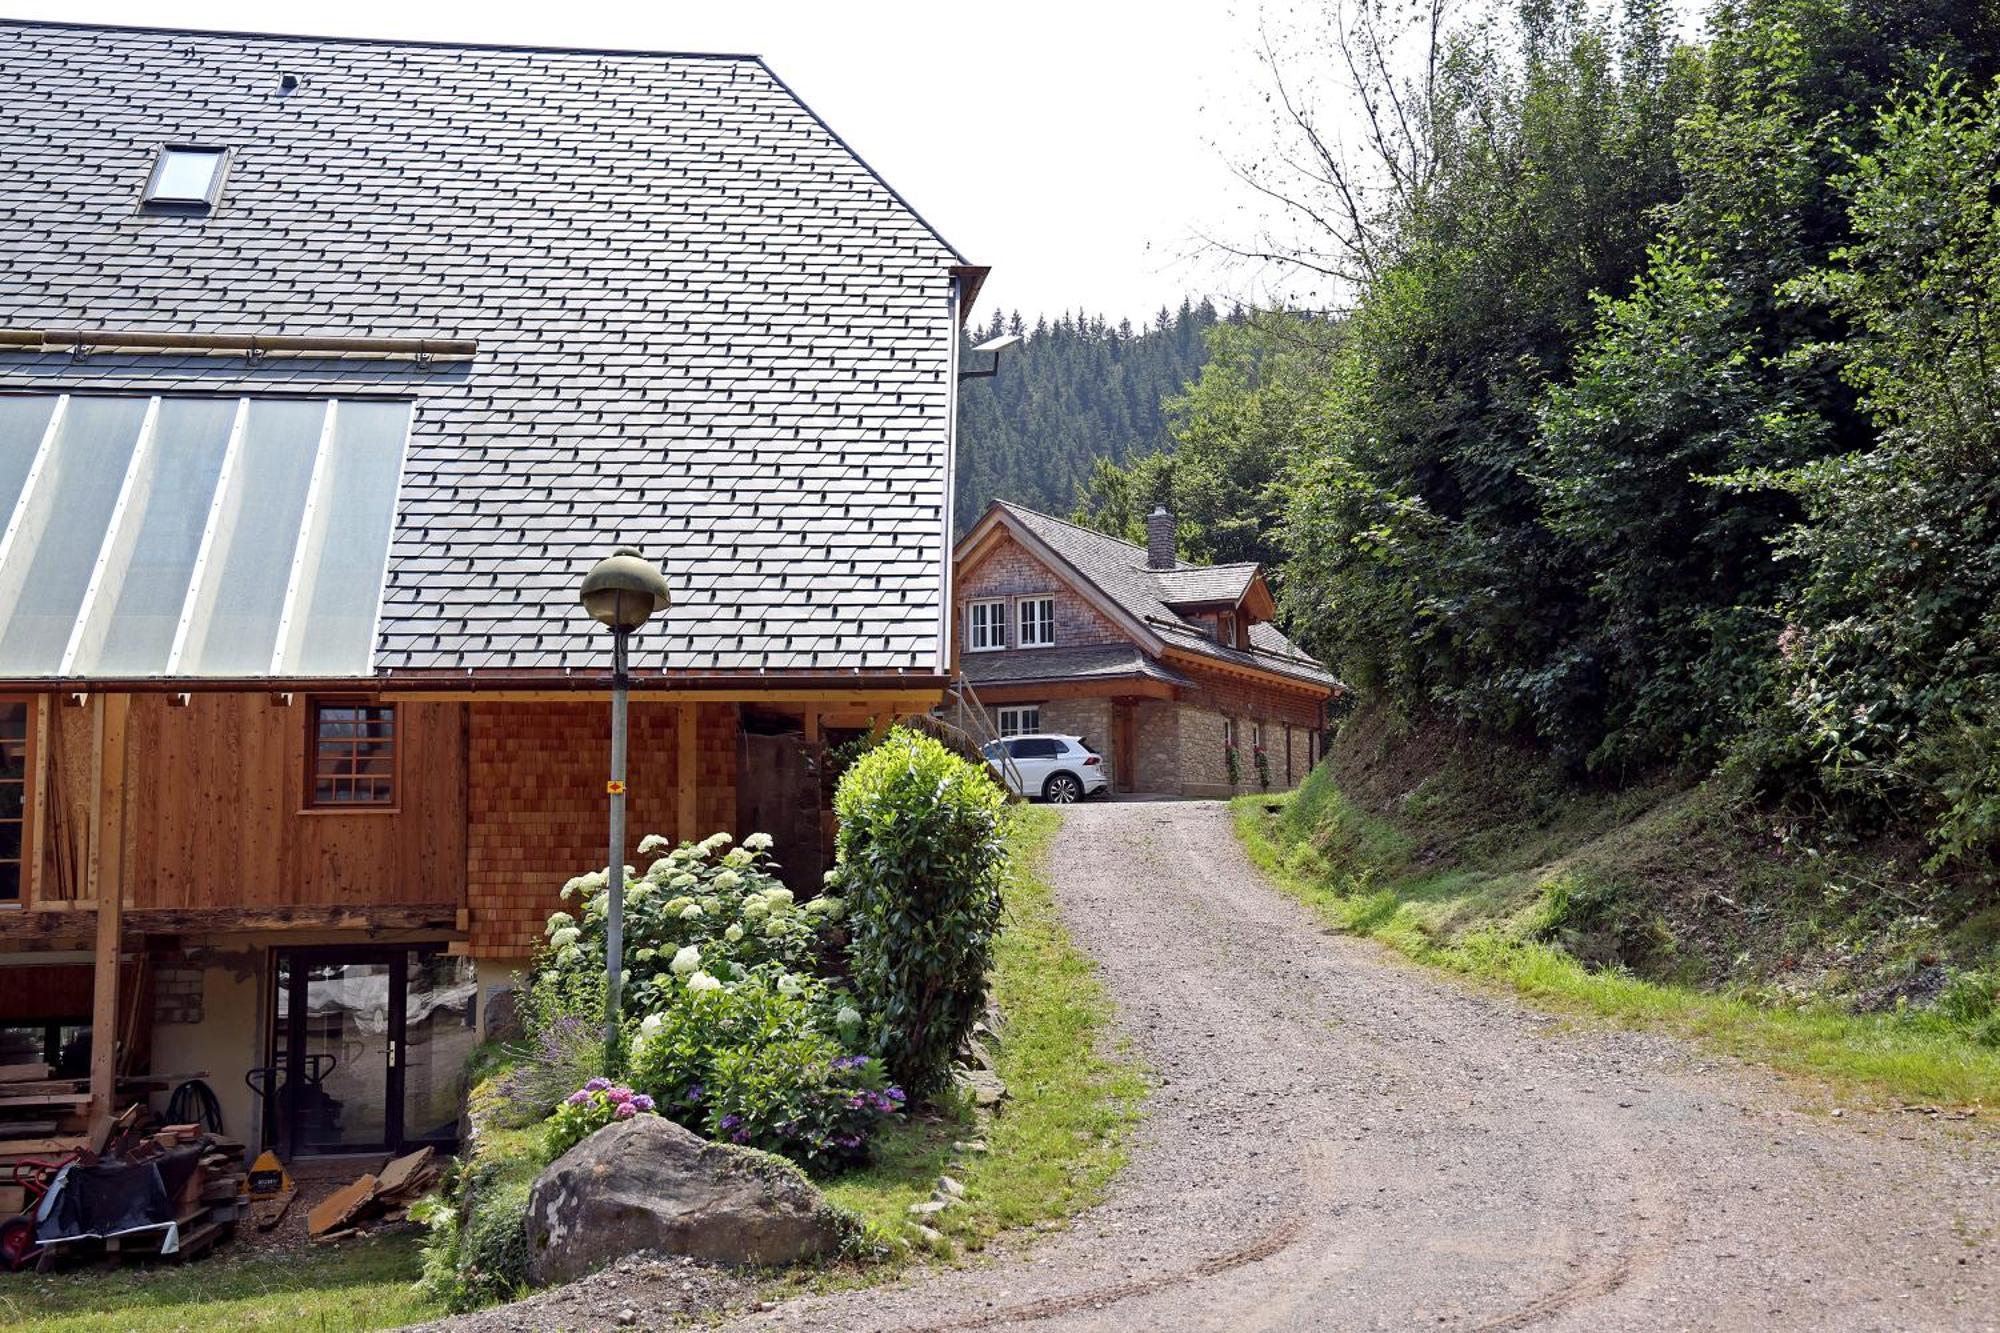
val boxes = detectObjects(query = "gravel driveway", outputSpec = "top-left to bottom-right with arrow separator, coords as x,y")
734,800 -> 1999,1332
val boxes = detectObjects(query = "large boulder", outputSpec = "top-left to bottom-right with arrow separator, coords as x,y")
524,1115 -> 851,1286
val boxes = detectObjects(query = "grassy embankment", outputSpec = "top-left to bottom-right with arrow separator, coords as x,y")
5,803 -> 1141,1330
1237,706 -> 2000,1110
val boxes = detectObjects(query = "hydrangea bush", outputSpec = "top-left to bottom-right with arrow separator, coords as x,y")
529,831 -> 847,1024
625,971 -> 901,1170
543,1077 -> 657,1160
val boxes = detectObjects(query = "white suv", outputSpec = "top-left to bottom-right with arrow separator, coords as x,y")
981,733 -> 1110,804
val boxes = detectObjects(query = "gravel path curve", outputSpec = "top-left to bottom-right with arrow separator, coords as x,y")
733,800 -> 1999,1332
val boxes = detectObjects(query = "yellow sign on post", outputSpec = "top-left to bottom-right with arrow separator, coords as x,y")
606,780 -> 626,794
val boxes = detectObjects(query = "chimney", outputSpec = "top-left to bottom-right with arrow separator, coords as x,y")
1145,506 -> 1175,570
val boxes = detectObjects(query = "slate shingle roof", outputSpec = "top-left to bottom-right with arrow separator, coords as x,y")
0,19 -> 967,676
988,501 -> 1336,689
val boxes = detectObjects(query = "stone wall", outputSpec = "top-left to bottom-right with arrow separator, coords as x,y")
1133,699 -> 1179,793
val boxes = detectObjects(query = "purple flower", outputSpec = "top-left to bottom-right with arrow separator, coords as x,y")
583,1077 -> 610,1093
565,1090 -> 591,1106
685,1083 -> 705,1102
884,1086 -> 906,1103
719,1114 -> 743,1131
606,1086 -> 633,1104
631,1094 -> 655,1112
614,1102 -> 637,1119
836,1135 -> 862,1150
846,1094 -> 867,1110
730,1129 -> 751,1144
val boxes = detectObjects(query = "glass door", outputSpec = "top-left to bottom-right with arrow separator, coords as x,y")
400,953 -> 477,1147
271,946 -> 473,1157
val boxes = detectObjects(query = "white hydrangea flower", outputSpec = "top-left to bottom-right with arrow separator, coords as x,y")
724,924 -> 744,943
822,868 -> 843,888
743,832 -> 774,853
637,833 -> 671,856
741,899 -> 770,921
670,872 -> 698,890
835,1005 -> 862,1031
712,870 -> 742,892
670,945 -> 702,977
722,847 -> 753,868
776,973 -> 803,998
696,832 -> 732,855
764,887 -> 795,910
662,896 -> 695,916
544,911 -> 576,935
678,904 -> 704,921
687,971 -> 723,992
639,1013 -> 665,1036
549,926 -> 581,948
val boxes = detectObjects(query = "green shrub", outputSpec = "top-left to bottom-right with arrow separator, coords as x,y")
833,727 -> 1006,1100
628,976 -> 902,1171
482,1015 -> 605,1129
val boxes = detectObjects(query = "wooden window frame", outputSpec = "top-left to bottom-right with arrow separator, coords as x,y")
0,696 -> 33,908
303,697 -> 401,814
966,599 -> 1007,653
1016,597 -> 1057,649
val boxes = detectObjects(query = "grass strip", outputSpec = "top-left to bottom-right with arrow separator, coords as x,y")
824,803 -> 1146,1248
2,1233 -> 431,1333
1235,795 -> 2000,1110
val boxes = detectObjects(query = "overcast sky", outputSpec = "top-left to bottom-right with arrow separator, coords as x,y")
5,0 -> 1306,324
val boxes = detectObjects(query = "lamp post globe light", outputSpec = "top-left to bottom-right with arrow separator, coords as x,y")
579,547 -> 671,1066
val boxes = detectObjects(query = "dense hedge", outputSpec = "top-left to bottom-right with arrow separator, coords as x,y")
833,728 -> 1007,1099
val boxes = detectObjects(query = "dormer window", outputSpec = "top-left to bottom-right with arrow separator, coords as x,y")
143,145 -> 229,211
1217,612 -> 1236,646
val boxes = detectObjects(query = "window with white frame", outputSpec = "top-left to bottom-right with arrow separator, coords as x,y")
1017,597 -> 1056,648
996,705 -> 1041,737
1222,717 -> 1235,749
966,599 -> 1006,651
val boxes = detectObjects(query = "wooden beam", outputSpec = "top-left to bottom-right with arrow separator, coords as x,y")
27,694 -> 46,906
87,693 -> 128,1140
381,688 -> 946,708
801,708 -> 820,745
0,902 -> 464,941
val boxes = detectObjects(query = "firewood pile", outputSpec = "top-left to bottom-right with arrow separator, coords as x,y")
306,1146 -> 443,1243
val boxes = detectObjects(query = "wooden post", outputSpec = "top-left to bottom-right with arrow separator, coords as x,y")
87,693 -> 130,1141
801,708 -> 820,745
27,695 -> 47,905
676,702 -> 698,842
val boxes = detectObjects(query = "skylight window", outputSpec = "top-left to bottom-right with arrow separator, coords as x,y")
0,394 -> 411,679
144,146 -> 228,209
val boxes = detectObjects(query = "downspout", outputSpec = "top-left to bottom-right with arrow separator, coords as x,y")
938,274 -> 964,674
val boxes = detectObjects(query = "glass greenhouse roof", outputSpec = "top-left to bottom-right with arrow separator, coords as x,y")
0,394 -> 410,678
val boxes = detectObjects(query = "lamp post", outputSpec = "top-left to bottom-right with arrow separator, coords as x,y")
579,547 -> 671,1068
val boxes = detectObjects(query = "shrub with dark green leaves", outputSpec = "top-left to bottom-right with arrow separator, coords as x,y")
832,726 -> 1006,1099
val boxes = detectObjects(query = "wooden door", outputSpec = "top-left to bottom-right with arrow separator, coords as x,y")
1112,702 -> 1136,794
737,729 -> 822,896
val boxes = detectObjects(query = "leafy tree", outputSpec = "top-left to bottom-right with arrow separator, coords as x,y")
1750,69 -> 2000,864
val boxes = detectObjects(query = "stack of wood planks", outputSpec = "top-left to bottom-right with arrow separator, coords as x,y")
306,1146 -> 442,1242
0,1061 -> 91,1161
0,1061 -> 207,1163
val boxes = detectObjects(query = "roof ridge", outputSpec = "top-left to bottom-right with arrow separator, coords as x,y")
0,16 -> 763,61
995,497 -> 1212,571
